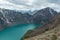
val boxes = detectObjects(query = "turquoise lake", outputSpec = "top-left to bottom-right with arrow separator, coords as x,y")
0,24 -> 40,40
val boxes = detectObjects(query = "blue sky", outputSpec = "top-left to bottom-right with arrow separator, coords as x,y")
0,0 -> 60,11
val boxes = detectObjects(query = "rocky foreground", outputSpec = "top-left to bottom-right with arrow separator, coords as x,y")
24,24 -> 60,40
21,13 -> 60,40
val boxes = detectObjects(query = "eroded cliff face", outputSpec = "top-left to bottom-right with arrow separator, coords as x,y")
21,13 -> 60,40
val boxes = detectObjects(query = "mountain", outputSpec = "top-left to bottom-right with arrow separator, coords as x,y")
0,8 -> 33,30
21,12 -> 60,40
23,13 -> 33,23
20,10 -> 38,15
33,7 -> 57,24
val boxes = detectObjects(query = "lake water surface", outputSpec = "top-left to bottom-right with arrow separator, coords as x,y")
0,24 -> 40,40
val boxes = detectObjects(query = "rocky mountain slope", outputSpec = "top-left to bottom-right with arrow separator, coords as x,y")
21,12 -> 60,40
33,7 -> 57,24
23,24 -> 60,40
0,8 -> 33,30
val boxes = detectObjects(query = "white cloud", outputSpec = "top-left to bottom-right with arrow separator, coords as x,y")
39,3 -> 60,12
26,0 -> 34,5
0,0 -> 30,10
0,0 -> 60,11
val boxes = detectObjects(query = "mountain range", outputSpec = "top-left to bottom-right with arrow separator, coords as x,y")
0,7 -> 58,31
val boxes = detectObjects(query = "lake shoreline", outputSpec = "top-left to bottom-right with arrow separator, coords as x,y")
0,24 -> 40,40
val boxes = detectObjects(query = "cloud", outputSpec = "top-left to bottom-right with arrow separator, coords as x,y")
48,0 -> 60,4
0,0 -> 60,11
0,0 -> 30,10
26,0 -> 34,5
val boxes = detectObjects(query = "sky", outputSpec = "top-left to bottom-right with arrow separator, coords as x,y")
0,0 -> 60,11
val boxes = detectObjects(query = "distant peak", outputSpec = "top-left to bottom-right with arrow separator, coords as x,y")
43,7 -> 53,10
45,7 -> 51,9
